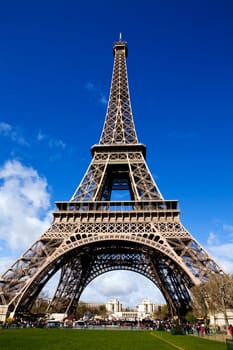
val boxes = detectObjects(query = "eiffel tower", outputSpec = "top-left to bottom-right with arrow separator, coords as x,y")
0,36 -> 223,321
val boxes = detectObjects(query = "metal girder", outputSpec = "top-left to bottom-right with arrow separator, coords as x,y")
71,150 -> 163,201
47,242 -> 193,316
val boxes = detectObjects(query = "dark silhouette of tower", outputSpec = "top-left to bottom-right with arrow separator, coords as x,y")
0,37 -> 223,321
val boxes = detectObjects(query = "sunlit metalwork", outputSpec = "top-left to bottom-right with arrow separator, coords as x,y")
0,38 -> 223,321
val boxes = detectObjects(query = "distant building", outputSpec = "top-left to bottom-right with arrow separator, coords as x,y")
106,298 -> 122,314
209,310 -> 233,327
81,302 -> 105,309
137,298 -> 161,319
105,298 -> 163,321
109,311 -> 138,321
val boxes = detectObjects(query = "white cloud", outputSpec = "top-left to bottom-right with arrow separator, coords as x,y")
206,225 -> 233,274
37,130 -> 66,150
85,82 -> 95,91
48,138 -> 66,149
81,271 -> 165,307
37,130 -> 46,141
0,121 -> 27,145
0,122 -> 12,134
41,269 -> 165,308
207,242 -> 233,274
0,160 -> 52,255
100,95 -> 108,105
223,224 -> 233,233
207,231 -> 219,246
0,122 -> 66,155
85,81 -> 108,106
0,254 -> 17,274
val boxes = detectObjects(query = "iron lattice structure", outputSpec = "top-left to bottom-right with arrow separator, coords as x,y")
0,38 -> 223,320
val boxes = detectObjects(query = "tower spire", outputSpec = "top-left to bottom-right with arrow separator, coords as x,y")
99,37 -> 137,144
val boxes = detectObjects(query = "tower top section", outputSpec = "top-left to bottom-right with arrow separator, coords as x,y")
99,37 -> 138,145
113,37 -> 128,58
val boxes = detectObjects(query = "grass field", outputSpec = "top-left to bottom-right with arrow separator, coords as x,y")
0,328 -> 227,350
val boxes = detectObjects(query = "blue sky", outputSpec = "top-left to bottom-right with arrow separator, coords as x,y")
0,0 -> 233,307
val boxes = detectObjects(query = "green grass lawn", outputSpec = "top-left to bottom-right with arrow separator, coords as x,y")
0,328 -> 227,350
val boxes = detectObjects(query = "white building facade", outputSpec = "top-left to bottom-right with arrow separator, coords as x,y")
209,310 -> 233,328
137,298 -> 161,319
106,299 -> 122,314
106,298 -> 162,321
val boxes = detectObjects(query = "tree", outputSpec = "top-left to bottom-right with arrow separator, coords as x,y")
191,283 -> 208,324
153,304 -> 169,320
191,273 -> 233,328
30,291 -> 50,314
98,304 -> 107,318
76,302 -> 89,319
185,311 -> 195,324
75,303 -> 107,320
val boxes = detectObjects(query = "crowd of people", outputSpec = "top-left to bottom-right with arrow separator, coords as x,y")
1,316 -> 233,339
